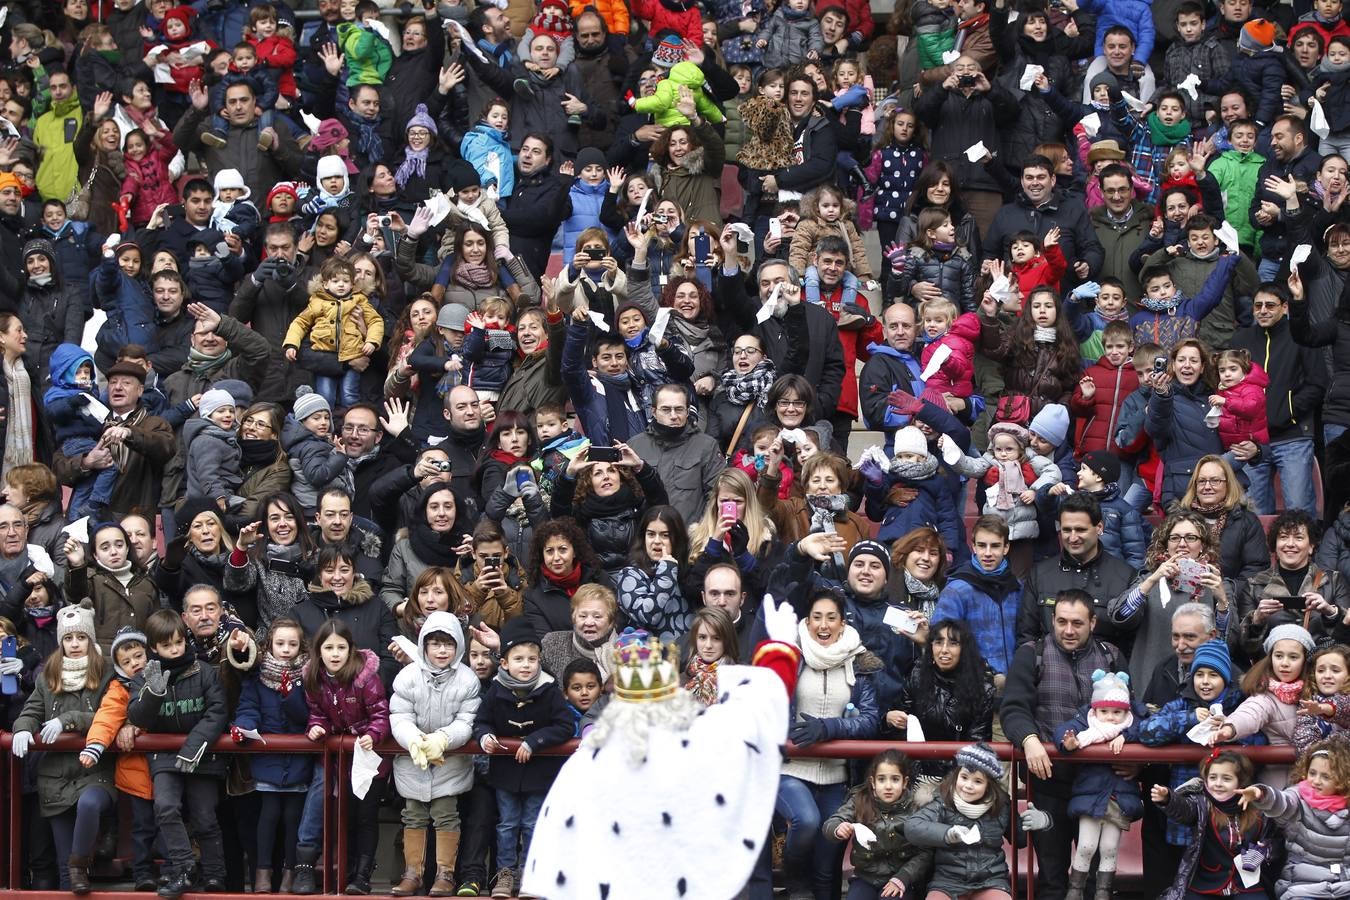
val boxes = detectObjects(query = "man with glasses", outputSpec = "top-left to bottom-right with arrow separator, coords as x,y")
230,222 -> 311,404
1091,163 -> 1152,299
629,383 -> 725,522
1233,280 -> 1325,516
161,302 -> 270,428
340,399 -> 417,521
859,303 -> 924,453
0,504 -> 61,595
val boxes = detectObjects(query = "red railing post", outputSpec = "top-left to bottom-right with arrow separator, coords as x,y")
335,737 -> 349,894
321,737 -> 334,895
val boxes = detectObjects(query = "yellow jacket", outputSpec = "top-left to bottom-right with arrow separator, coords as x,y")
284,286 -> 386,362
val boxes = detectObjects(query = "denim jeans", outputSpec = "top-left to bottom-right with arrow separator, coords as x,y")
1258,256 -> 1282,283
805,266 -> 859,307
1327,424 -> 1348,446
1244,438 -> 1317,516
313,369 -> 362,409
153,772 -> 225,879
297,765 -> 325,848
494,788 -> 545,871
775,775 -> 846,900
61,435 -> 118,519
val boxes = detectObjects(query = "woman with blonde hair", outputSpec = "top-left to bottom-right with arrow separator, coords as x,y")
1175,453 -> 1270,584
686,468 -> 781,601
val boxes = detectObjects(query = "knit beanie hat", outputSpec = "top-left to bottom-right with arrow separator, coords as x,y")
266,182 -> 299,209
1090,669 -> 1131,710
1089,71 -> 1119,96
893,426 -> 928,459
531,0 -> 573,34
575,147 -> 606,172
1029,403 -> 1070,447
437,304 -> 469,331
405,103 -> 438,136
163,5 -> 195,31
198,389 -> 235,420
1239,18 -> 1277,53
0,172 -> 21,195
1190,639 -> 1232,683
293,385 -> 331,422
1264,623 -> 1316,655
848,540 -> 891,575
111,625 -> 147,660
955,742 -> 1003,781
1080,450 -> 1120,485
652,34 -> 684,69
447,159 -> 480,191
56,599 -> 98,651
22,237 -> 57,268
987,421 -> 1030,449
499,616 -> 543,657
213,167 -> 249,200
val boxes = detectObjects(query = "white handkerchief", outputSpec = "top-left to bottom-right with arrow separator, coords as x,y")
447,19 -> 489,63
1186,717 -> 1217,745
920,342 -> 952,381
300,110 -> 322,136
852,824 -> 878,849
588,310 -> 611,332
755,283 -> 782,324
1312,98 -> 1332,140
62,517 -> 90,545
959,825 -> 981,844
236,727 -> 266,743
1080,112 -> 1102,138
1178,73 -> 1201,101
1122,91 -> 1146,112
1006,9 -> 1019,23
1158,578 -> 1173,609
941,50 -> 960,65
635,187 -> 651,228
351,743 -> 382,800
391,635 -> 418,663
1216,221 -> 1240,252
423,192 -> 452,227
907,716 -> 926,742
965,141 -> 988,163
648,307 -> 672,347
84,396 -> 110,421
728,222 -> 753,245
0,9 -> 8,28
1291,244 -> 1313,269
989,274 -> 1016,305
1020,64 -> 1044,91
883,606 -> 919,634
937,434 -> 964,466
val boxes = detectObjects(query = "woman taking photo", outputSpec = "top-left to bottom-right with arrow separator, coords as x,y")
615,506 -> 693,643
1145,339 -> 1232,506
224,491 -> 317,633
497,300 -> 566,416
550,443 -> 669,579
686,469 -> 782,602
1173,455 -> 1270,584
521,518 -> 612,638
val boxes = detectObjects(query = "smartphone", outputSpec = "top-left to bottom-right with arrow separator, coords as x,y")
515,470 -> 532,490
588,445 -> 622,463
0,635 -> 14,659
694,233 -> 711,262
720,500 -> 738,521
483,554 -> 502,570
1277,593 -> 1307,614
768,217 -> 782,240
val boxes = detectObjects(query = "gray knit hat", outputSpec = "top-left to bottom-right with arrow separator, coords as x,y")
1264,623 -> 1316,655
955,742 -> 1003,781
111,625 -> 147,659
293,385 -> 331,422
56,599 -> 99,652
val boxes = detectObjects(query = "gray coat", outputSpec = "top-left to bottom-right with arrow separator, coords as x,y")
757,8 -> 823,69
1254,783 -> 1350,898
379,537 -> 428,612
905,798 -> 1010,896
627,423 -> 726,524
183,417 -> 243,506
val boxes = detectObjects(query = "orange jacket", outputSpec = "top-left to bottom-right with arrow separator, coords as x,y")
570,0 -> 629,39
85,679 -> 153,800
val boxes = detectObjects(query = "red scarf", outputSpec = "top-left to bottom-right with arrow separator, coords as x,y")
1298,779 -> 1349,813
1268,678 -> 1305,706
542,561 -> 582,596
490,448 -> 524,466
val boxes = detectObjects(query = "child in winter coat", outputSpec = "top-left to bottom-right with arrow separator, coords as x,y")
82,627 -> 158,892
1154,749 -> 1275,900
203,43 -> 277,150
299,619 -> 390,895
823,750 -> 933,899
1074,452 -> 1150,571
561,657 -> 605,735
951,422 -> 1062,542
184,230 -> 245,314
629,1 -> 701,47
43,344 -> 117,521
788,184 -> 874,309
1206,119 -> 1265,252
733,424 -> 796,500
389,611 -> 481,897
531,403 -> 586,508
119,127 -> 178,228
1313,36 -> 1350,157
1054,670 -> 1145,900
865,107 -> 927,248
1070,320 -> 1138,454
460,99 -> 516,199
917,298 -> 980,406
1216,19 -> 1287,129
301,156 -> 354,221
184,389 -> 243,510
560,148 -> 610,266
1132,255 -> 1239,351
208,168 -> 261,243
892,208 -> 976,312
283,257 -> 385,409
1294,644 -> 1350,755
859,426 -> 963,545
246,4 -> 298,110
472,619 -> 572,899
232,618 -> 311,894
613,303 -> 696,421
281,388 -> 348,512
911,0 -> 956,70
755,0 -> 824,69
63,522 -> 160,655
736,69 -> 795,218
336,14 -> 393,87
144,7 -> 215,105
905,743 -> 1052,899
1211,348 -> 1271,449
632,61 -> 726,128
460,298 -> 518,404
1009,227 -> 1068,297
127,609 -> 229,899
1065,280 -> 1132,364
11,601 -> 116,894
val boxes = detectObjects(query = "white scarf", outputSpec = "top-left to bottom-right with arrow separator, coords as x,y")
2,356 -> 33,478
1073,709 -> 1134,748
796,622 -> 864,686
1034,325 -> 1058,343
954,795 -> 994,820
61,654 -> 89,692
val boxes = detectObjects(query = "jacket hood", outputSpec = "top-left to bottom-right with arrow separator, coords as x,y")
669,61 -> 706,88
306,578 -> 375,608
949,313 -> 981,341
866,342 -> 919,361
1241,363 -> 1271,391
49,343 -> 94,390
282,415 -> 330,451
417,609 -> 467,669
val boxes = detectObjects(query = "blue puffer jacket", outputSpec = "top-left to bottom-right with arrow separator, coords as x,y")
460,323 -> 515,395
863,468 -> 963,550
1077,0 -> 1154,62
233,668 -> 313,788
43,220 -> 102,288
92,256 -> 156,371
933,562 -> 1022,675
1145,380 -> 1225,505
1091,484 -> 1150,572
460,123 -> 516,198
1056,702 -> 1146,821
43,343 -> 103,445
560,179 -> 609,265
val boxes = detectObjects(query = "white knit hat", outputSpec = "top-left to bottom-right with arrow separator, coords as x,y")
893,426 -> 928,458
198,388 -> 236,420
212,167 -> 250,200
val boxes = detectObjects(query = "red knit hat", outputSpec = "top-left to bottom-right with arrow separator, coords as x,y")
162,6 -> 195,32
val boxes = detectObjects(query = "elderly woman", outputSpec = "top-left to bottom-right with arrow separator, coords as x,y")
1231,511 -> 1350,667
539,583 -> 620,681
777,588 -> 879,899
1108,511 -> 1226,687
1174,454 -> 1270,584
379,485 -> 474,616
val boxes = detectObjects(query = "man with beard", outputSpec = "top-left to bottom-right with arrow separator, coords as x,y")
338,401 -> 418,521
572,10 -> 627,149
435,385 -> 487,478
628,384 -> 725,522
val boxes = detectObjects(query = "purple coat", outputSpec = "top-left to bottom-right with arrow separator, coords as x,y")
305,648 -> 392,776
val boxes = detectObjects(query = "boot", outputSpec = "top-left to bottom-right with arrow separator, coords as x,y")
158,869 -> 192,900
428,833 -> 461,897
391,828 -> 427,897
1093,870 -> 1116,900
292,845 -> 320,896
68,855 -> 93,896
1065,868 -> 1089,900
278,870 -> 294,894
489,867 -> 514,899
344,855 -> 373,895
254,867 -> 273,894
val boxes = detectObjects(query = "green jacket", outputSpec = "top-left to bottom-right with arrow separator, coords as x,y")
13,670 -> 115,816
1143,245 -> 1260,350
633,62 -> 726,128
33,94 -> 83,201
1208,148 -> 1267,251
337,21 -> 393,86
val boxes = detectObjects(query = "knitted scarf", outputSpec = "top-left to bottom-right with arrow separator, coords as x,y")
1298,779 -> 1349,812
685,656 -> 720,706
186,346 -> 234,377
904,570 -> 940,607
954,796 -> 993,820
1140,294 -> 1182,313
719,359 -> 776,407
1074,709 -> 1134,747
1034,326 -> 1058,343
258,650 -> 308,697
18,500 -> 45,527
61,654 -> 89,692
347,112 -> 384,164
394,148 -> 429,189
240,438 -> 280,466
26,604 -> 54,630
991,459 -> 1029,510
1190,500 -> 1230,547
797,622 -> 864,686
570,630 -> 616,684
453,261 -> 495,288
892,456 -> 939,482
495,664 -> 550,696
1147,113 -> 1191,147
1269,678 -> 1304,705
2,357 -> 33,476
542,561 -> 583,596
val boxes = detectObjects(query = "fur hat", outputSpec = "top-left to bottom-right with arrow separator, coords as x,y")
212,167 -> 249,200
1090,669 -> 1131,710
1264,623 -> 1316,655
293,385 -> 331,422
1080,450 -> 1120,485
1239,18 -> 1277,53
955,742 -> 1003,781
1029,403 -> 1070,447
405,103 -> 438,136
1087,140 -> 1126,165
198,389 -> 236,420
56,599 -> 98,651
987,421 -> 1030,449
315,154 -> 351,190
893,426 -> 929,459
848,540 -> 891,575
652,34 -> 684,69
1190,639 -> 1232,683
499,616 -> 543,657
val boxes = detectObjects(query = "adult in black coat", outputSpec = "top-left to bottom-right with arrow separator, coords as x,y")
229,224 -> 311,405
290,550 -> 400,688
502,138 -> 572,280
519,517 -> 612,638
380,11 -> 447,133
340,402 -> 418,522
1249,115 -> 1323,275
157,499 -> 255,622
984,159 -> 1104,284
549,446 -> 670,579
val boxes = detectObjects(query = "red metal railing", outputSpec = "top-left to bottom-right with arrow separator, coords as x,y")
0,733 -> 1298,899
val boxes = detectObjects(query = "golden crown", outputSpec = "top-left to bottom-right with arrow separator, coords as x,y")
610,628 -> 682,703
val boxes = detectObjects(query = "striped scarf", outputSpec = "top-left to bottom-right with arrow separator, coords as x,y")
2,357 -> 34,478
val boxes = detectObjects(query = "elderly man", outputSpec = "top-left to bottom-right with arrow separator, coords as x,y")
1001,589 -> 1126,900
1141,602 -> 1222,707
51,360 -> 175,518
628,384 -> 724,523
230,223 -> 311,404
0,504 -> 61,595
182,583 -> 255,671
859,303 -> 925,453
174,80 -> 303,200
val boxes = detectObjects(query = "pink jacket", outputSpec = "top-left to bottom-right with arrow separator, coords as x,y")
120,133 -> 179,227
920,312 -> 980,401
1227,691 -> 1296,746
1218,364 -> 1270,447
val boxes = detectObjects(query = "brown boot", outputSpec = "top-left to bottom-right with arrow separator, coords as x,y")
254,868 -> 273,894
390,828 -> 427,897
68,855 -> 93,895
428,833 -> 461,897
278,869 -> 294,893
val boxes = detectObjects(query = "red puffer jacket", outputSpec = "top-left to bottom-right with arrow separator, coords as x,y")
305,648 -> 392,774
250,34 -> 298,99
1069,355 -> 1140,456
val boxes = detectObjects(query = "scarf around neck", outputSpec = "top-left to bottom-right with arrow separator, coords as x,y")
61,654 -> 90,691
187,346 -> 234,377
1034,325 -> 1058,343
992,459 -> 1029,510
1140,294 -> 1182,313
1269,678 -> 1305,705
685,656 -> 720,706
904,569 -> 940,605
954,795 -> 993,820
1298,778 -> 1349,812
720,359 -> 776,407
1147,113 -> 1191,147
571,630 -> 614,681
797,621 -> 864,685
395,147 -> 429,188
454,261 -> 495,288
542,561 -> 583,596
259,649 -> 308,696
3,356 -> 33,476
495,665 -> 551,696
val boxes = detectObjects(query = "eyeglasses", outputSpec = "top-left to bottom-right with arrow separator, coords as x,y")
1167,534 -> 1203,545
656,406 -> 688,416
342,425 -> 375,436
776,399 -> 807,410
732,346 -> 762,356
1195,477 -> 1227,486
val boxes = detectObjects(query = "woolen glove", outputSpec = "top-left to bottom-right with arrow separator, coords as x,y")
40,718 -> 63,744
142,660 -> 169,696
788,714 -> 827,747
1069,281 -> 1100,301
409,734 -> 429,769
858,446 -> 890,486
1019,804 -> 1052,832
11,730 -> 32,757
1240,840 -> 1270,871
887,389 -> 925,416
251,257 -> 277,285
0,656 -> 23,675
728,521 -> 750,557
422,731 -> 450,763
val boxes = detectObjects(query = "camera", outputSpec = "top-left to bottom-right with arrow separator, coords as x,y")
957,74 -> 976,88
585,247 -> 605,260
1153,355 -> 1167,374
433,459 -> 453,473
652,213 -> 669,225
378,215 -> 392,228
272,258 -> 293,280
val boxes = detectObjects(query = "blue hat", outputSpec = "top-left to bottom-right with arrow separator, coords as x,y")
1029,403 -> 1070,447
1190,639 -> 1232,683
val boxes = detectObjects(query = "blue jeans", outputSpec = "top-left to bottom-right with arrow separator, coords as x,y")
61,436 -> 117,519
1327,424 -> 1348,446
313,368 -> 362,409
49,789 -> 115,888
210,108 -> 274,138
1244,438 -> 1317,516
1258,256 -> 1282,282
775,775 -> 846,900
297,765 -> 325,848
805,266 -> 859,307
494,788 -> 545,871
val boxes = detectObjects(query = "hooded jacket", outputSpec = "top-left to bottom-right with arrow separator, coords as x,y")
44,344 -> 103,445
284,281 -> 385,362
183,417 -> 243,506
652,120 -> 727,228
390,611 -> 481,801
460,123 -> 517,198
1208,148 -> 1266,249
1217,363 -> 1271,446
33,94 -> 83,201
0,240 -> 89,388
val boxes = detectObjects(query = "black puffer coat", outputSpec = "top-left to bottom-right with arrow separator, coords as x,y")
896,664 -> 996,778
127,657 -> 229,777
548,464 -> 669,578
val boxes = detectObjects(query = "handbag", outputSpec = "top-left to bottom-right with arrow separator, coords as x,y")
65,166 -> 98,222
993,394 -> 1032,426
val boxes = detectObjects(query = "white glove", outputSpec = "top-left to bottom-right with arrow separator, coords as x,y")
762,593 -> 799,646
40,718 -> 63,744
12,730 -> 32,757
0,656 -> 22,675
102,233 -> 121,259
